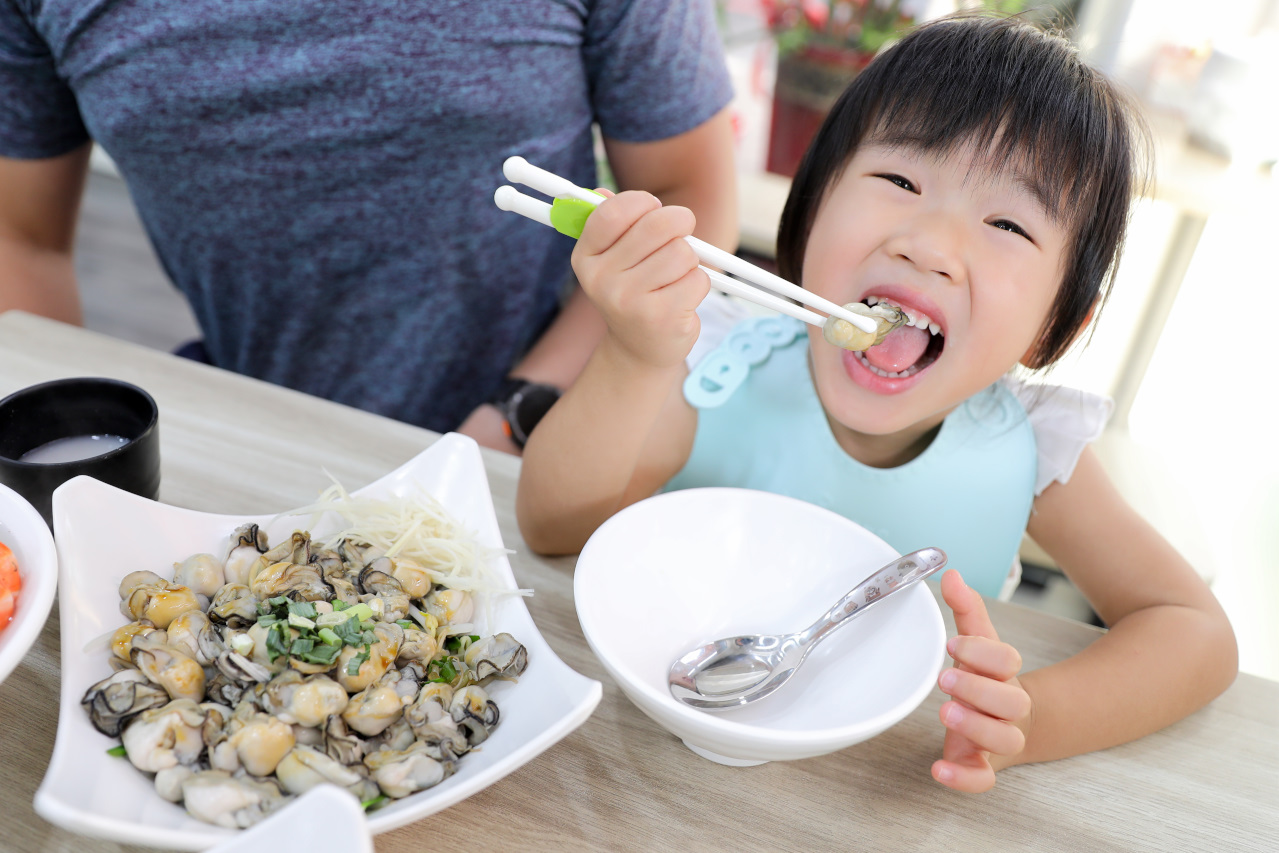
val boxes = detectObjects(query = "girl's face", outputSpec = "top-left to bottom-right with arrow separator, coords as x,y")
802,142 -> 1070,460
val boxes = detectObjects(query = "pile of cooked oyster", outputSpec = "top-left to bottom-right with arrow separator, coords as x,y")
81,523 -> 527,829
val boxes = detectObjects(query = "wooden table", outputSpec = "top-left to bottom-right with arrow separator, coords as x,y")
1,310 -> 1275,852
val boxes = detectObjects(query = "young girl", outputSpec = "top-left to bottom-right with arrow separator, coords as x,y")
516,15 -> 1237,793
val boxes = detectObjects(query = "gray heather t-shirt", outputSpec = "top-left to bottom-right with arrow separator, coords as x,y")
0,0 -> 732,432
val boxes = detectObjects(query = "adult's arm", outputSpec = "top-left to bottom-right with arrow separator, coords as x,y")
0,145 -> 91,324
457,108 -> 737,452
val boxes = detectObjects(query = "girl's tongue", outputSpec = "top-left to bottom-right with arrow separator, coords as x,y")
863,324 -> 930,373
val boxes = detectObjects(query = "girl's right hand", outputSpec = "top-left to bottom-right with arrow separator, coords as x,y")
933,570 -> 1032,792
571,190 -> 710,370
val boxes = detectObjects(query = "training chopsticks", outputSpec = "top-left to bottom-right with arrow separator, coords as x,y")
494,157 -> 876,334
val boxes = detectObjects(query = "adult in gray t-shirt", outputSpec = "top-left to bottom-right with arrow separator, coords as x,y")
0,0 -> 735,438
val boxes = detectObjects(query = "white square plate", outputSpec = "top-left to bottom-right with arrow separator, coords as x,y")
206,784 -> 372,853
35,433 -> 601,850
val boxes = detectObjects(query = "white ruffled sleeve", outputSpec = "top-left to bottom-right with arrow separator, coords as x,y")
686,291 -> 757,369
999,376 -> 1114,496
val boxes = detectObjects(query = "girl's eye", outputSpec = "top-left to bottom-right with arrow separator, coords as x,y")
875,173 -> 918,193
991,219 -> 1033,242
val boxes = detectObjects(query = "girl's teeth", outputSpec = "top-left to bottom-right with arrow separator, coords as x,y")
854,350 -> 921,379
861,297 -> 939,335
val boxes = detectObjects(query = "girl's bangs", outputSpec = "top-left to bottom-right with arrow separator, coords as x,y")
851,20 -> 1134,228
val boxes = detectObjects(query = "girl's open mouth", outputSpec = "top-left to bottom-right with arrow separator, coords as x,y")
850,297 -> 945,380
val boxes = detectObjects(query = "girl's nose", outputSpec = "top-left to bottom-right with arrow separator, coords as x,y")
884,212 -> 964,282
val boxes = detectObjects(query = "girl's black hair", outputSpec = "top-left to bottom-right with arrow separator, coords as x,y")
776,13 -> 1150,368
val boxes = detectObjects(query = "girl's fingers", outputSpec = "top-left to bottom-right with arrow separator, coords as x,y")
938,668 -> 1032,722
947,635 -> 1023,680
575,190 -> 662,257
931,757 -> 996,794
625,240 -> 702,296
939,700 -> 1026,757
941,727 -> 979,763
935,572 -> 1027,793
592,240 -> 703,318
584,197 -> 694,272
614,205 -> 697,273
940,569 -> 1001,643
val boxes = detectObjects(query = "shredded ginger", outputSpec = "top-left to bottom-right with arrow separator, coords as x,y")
282,475 -> 531,624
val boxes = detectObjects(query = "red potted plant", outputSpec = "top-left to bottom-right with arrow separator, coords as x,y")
763,0 -> 919,176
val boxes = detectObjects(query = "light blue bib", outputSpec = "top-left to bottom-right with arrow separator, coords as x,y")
666,316 -> 1037,598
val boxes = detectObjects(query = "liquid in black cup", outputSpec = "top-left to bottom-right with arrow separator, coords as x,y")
0,378 -> 160,529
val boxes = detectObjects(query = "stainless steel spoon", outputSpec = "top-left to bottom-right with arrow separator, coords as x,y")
668,547 -> 947,711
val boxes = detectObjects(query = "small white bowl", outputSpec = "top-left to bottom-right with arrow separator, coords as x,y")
0,481 -> 58,685
575,487 -> 945,766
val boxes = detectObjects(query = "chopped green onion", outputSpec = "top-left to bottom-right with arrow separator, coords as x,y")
290,637 -> 316,656
444,634 -> 477,654
287,612 -> 316,630
296,642 -> 342,666
429,657 -> 458,683
333,616 -> 364,646
106,744 -> 127,757
265,622 -> 291,662
348,602 -> 374,622
287,600 -> 319,621
331,599 -> 350,611
316,610 -> 356,629
228,632 -> 255,656
256,614 -> 281,628
361,794 -> 388,812
396,619 -> 414,630
346,646 -> 370,676
317,627 -> 341,646
442,634 -> 478,654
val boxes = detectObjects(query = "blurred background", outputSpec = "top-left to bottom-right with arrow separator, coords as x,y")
80,0 -> 1277,680
715,0 -> 1278,681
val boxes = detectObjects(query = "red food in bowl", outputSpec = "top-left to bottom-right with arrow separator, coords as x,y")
0,541 -> 20,628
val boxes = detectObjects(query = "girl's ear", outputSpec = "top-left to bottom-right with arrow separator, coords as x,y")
1018,301 -> 1098,369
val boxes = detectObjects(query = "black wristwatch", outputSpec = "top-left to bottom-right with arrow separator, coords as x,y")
490,378 -> 562,449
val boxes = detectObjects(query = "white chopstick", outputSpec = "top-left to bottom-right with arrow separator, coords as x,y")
498,157 -> 876,334
494,187 -> 825,326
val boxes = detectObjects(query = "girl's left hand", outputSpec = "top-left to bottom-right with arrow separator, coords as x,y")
932,569 -> 1033,793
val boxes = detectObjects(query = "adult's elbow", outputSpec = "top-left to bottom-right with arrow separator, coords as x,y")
0,243 -> 84,325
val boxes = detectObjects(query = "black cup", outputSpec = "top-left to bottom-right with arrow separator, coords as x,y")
0,378 -> 160,529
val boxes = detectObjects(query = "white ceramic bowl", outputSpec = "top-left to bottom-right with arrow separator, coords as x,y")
205,785 -> 371,853
575,487 -> 945,766
0,481 -> 58,685
35,433 -> 602,850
